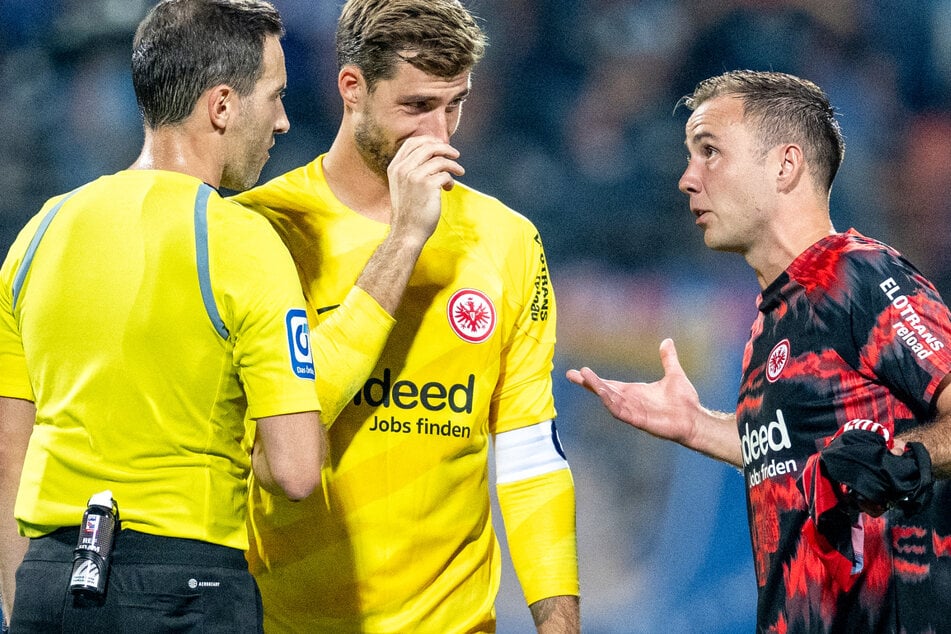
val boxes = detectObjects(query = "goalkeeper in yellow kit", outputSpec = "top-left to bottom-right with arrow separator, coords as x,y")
233,0 -> 580,631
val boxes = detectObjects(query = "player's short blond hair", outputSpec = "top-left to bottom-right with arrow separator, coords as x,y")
681,70 -> 845,192
335,0 -> 487,90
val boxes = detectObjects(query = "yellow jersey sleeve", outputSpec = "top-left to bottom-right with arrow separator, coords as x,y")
498,468 -> 579,605
309,286 -> 394,425
0,211 -> 48,401
208,197 -> 321,420
491,221 -> 578,604
232,173 -> 390,424
492,225 -> 558,434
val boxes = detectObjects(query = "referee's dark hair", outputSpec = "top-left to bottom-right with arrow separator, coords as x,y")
132,0 -> 284,128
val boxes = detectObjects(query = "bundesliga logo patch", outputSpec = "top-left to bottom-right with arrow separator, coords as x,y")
285,308 -> 316,380
447,288 -> 496,343
766,338 -> 790,383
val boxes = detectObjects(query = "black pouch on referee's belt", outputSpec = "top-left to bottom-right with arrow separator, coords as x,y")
68,490 -> 120,599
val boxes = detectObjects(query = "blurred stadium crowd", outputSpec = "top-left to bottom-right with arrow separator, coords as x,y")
2,1 -> 951,632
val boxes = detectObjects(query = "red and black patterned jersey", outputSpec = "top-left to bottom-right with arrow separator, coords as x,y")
736,230 -> 951,633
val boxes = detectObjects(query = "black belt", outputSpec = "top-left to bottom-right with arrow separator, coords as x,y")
30,526 -> 247,568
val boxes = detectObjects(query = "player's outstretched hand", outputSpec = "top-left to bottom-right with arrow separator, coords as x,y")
566,338 -> 703,447
387,135 -> 464,245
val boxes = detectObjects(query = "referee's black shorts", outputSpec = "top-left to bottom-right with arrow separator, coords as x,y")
11,527 -> 264,633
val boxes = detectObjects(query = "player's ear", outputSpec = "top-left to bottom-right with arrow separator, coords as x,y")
339,65 -> 365,111
776,143 -> 805,193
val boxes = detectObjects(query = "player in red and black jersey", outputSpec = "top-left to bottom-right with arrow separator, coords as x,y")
738,231 -> 951,632
568,70 -> 951,633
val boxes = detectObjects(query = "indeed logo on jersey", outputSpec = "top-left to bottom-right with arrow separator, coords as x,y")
353,368 -> 474,414
880,277 -> 945,359
285,309 -> 315,380
742,409 -> 799,487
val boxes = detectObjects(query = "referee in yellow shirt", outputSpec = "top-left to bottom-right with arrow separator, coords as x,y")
0,2 -> 324,631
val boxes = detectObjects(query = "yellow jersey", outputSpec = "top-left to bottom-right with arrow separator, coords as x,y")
236,155 -> 561,632
0,170 -> 319,550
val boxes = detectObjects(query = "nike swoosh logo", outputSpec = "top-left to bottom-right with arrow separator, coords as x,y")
316,304 -> 340,315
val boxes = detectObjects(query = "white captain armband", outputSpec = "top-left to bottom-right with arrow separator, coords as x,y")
494,420 -> 569,485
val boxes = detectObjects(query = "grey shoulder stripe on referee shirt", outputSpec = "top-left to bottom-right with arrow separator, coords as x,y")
194,183 -> 230,340
12,187 -> 83,310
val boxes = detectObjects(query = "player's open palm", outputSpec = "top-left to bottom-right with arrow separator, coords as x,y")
566,338 -> 703,446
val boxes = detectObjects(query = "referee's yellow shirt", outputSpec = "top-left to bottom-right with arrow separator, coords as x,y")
0,170 -> 319,551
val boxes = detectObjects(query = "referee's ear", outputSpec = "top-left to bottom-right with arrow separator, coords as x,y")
205,84 -> 237,132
